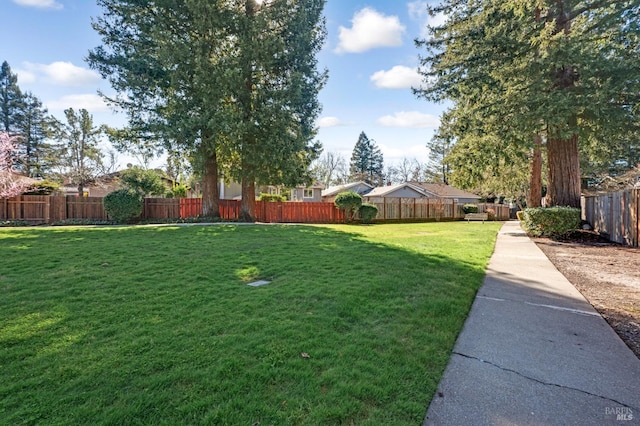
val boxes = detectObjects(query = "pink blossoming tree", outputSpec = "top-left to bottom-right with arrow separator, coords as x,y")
0,132 -> 30,198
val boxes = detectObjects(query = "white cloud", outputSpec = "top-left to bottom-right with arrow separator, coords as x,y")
317,116 -> 344,128
370,65 -> 423,89
335,8 -> 405,54
12,0 -> 63,10
19,62 -> 101,87
408,1 -> 446,39
379,143 -> 429,162
46,94 -> 109,113
14,69 -> 37,85
376,111 -> 440,128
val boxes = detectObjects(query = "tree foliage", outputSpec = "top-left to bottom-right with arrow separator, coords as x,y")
416,1 -> 640,207
103,189 -> 143,224
89,0 -> 328,221
349,131 -> 384,186
0,132 -> 32,198
52,108 -> 107,194
310,151 -> 349,187
0,61 -> 22,136
0,61 -> 55,177
120,166 -> 167,197
334,191 -> 362,222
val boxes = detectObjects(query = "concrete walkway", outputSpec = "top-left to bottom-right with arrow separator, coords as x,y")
424,221 -> 640,425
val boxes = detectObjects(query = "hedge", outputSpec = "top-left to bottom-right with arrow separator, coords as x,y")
521,207 -> 580,238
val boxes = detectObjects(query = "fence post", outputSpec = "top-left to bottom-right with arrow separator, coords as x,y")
45,196 -> 51,224
633,189 -> 639,248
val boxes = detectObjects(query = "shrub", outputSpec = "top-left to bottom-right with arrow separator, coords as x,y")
462,204 -> 478,214
171,184 -> 188,198
334,191 -> 362,222
103,189 -> 143,224
485,208 -> 496,220
521,207 -> 580,238
358,203 -> 378,223
23,180 -> 60,195
120,167 -> 167,196
259,193 -> 285,202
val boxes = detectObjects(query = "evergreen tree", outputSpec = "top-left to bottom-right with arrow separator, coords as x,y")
349,131 -> 384,186
53,108 -> 106,195
16,92 -> 54,177
0,61 -> 22,136
425,112 -> 455,184
415,1 -> 640,207
89,0 -> 327,220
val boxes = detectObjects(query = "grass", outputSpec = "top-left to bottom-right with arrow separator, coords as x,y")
0,221 -> 501,425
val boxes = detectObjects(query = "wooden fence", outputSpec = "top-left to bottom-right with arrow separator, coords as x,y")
0,195 -> 510,225
583,189 -> 639,247
365,197 -> 464,221
476,203 -> 511,221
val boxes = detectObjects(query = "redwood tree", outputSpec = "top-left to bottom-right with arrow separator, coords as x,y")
89,0 -> 327,220
415,1 -> 640,207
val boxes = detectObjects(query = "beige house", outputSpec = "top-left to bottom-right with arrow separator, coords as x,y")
411,182 -> 481,204
364,183 -> 430,201
290,183 -> 324,202
219,182 -> 324,201
321,181 -> 375,203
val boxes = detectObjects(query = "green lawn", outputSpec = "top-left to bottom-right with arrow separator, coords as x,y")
0,221 -> 501,425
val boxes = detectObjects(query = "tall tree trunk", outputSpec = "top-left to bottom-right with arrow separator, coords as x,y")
546,132 -> 581,208
239,0 -> 257,222
528,134 -> 543,207
201,151 -> 220,218
240,174 -> 256,222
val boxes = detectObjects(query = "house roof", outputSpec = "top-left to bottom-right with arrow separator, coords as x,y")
0,171 -> 39,186
322,181 -> 374,197
365,183 -> 431,198
411,182 -> 481,200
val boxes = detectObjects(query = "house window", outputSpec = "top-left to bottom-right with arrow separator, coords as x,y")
303,189 -> 313,199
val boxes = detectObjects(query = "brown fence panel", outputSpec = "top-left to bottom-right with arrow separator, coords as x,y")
144,198 -> 180,220
5,195 -> 49,223
583,189 -> 639,247
218,199 -> 240,220
477,203 -> 510,221
0,198 -> 6,221
180,198 -> 202,218
66,196 -> 108,221
253,201 -> 343,223
49,196 -> 67,223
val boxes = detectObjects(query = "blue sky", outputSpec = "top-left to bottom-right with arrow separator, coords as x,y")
0,0 -> 445,169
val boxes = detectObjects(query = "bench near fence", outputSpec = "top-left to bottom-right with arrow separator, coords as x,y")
465,212 -> 489,222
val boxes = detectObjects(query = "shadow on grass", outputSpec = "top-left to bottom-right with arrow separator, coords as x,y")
0,223 -> 500,425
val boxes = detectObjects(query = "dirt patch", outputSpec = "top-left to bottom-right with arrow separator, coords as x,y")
534,230 -> 640,359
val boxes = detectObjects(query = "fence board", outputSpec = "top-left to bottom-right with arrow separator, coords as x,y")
180,198 -> 203,218
144,198 -> 180,220
66,196 -> 107,221
219,199 -> 239,220
5,195 -> 48,223
583,189 -> 640,247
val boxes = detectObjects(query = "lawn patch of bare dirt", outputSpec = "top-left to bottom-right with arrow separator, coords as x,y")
534,230 -> 640,359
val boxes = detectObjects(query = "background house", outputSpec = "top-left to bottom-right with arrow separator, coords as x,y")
321,181 -> 375,203
412,183 -> 481,204
363,183 -> 429,201
290,183 -> 324,202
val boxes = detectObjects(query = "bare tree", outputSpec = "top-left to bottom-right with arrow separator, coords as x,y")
311,151 -> 348,186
